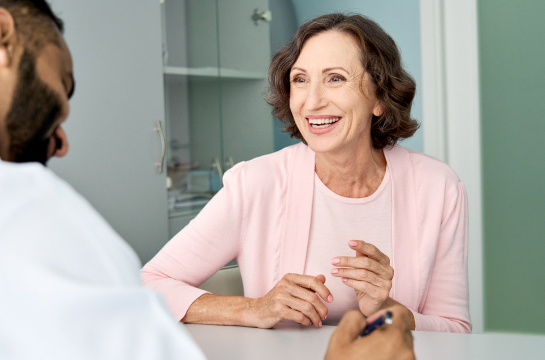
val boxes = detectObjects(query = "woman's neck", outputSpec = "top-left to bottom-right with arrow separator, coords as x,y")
315,143 -> 387,198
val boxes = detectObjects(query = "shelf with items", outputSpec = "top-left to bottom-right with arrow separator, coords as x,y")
161,0 -> 274,247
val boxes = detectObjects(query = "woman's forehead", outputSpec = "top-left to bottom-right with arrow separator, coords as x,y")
293,31 -> 362,71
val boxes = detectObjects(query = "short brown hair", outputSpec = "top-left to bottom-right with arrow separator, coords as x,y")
0,0 -> 64,54
267,13 -> 419,149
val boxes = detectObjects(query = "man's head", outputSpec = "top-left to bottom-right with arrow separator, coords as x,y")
0,0 -> 74,165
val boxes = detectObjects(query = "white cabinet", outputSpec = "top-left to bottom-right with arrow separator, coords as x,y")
47,0 -> 275,265
48,0 -> 169,264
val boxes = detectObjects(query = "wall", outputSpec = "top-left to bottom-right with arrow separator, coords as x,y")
289,0 -> 423,152
270,0 -> 302,150
479,0 -> 545,334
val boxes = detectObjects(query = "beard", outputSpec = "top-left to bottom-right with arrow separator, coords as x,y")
4,49 -> 63,165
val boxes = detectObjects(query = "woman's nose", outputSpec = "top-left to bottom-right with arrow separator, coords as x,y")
304,82 -> 328,110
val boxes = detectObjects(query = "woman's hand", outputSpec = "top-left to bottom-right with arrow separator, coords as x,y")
324,306 -> 415,360
248,273 -> 334,329
331,240 -> 394,316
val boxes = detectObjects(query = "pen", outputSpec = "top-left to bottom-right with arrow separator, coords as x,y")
359,311 -> 393,337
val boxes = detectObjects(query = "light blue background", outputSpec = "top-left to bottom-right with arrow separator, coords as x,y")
271,0 -> 423,152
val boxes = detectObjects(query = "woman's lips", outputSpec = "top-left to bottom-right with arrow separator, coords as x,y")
306,117 -> 342,134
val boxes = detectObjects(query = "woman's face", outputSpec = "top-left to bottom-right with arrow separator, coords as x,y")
289,31 -> 382,155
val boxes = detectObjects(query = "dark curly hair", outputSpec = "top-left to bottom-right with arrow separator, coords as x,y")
267,13 -> 419,149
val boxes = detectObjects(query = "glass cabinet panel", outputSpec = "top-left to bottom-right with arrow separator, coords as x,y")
218,0 -> 273,171
162,0 -> 222,217
161,0 -> 274,235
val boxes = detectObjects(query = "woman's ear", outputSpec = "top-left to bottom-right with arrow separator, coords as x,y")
373,102 -> 384,117
0,8 -> 16,67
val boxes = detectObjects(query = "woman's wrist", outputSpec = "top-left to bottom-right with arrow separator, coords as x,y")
182,293 -> 259,327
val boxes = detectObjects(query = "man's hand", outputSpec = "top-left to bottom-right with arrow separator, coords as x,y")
324,306 -> 415,360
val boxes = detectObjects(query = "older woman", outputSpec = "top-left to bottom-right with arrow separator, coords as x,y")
142,13 -> 470,333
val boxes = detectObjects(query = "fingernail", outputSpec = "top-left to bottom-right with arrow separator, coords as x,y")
330,268 -> 338,274
324,314 -> 328,319
327,295 -> 333,303
331,257 -> 340,265
349,240 -> 358,247
342,277 -> 348,282
319,321 -> 322,327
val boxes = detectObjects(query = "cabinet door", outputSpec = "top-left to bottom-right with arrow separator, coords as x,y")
48,0 -> 169,264
218,0 -> 274,166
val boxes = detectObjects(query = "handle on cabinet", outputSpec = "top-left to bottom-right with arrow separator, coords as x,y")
211,158 -> 223,187
225,156 -> 235,170
155,121 -> 166,173
252,9 -> 272,25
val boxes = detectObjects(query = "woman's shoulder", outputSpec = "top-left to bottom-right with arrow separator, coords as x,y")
222,143 -> 310,200
228,143 -> 307,181
386,145 -> 462,194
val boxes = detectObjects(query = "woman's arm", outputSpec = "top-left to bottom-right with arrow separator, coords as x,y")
142,163 -> 334,328
141,164 -> 247,320
412,182 -> 471,333
181,273 -> 333,328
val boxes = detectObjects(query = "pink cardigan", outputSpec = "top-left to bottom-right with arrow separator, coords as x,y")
142,143 -> 471,333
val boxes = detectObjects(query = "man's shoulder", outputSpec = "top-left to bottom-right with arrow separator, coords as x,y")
0,161 -> 141,283
0,161 -> 99,224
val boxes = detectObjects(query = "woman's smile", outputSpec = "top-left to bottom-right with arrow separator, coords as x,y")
307,115 -> 342,134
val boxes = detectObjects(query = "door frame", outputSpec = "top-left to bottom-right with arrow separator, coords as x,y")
419,0 -> 484,333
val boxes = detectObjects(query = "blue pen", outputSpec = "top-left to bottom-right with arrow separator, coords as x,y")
359,311 -> 393,337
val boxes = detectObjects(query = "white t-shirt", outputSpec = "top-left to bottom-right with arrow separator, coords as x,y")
0,161 -> 206,360
304,168 -> 392,325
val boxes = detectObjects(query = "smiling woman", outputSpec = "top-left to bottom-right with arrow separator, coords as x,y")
269,14 -> 418,150
142,13 -> 471,334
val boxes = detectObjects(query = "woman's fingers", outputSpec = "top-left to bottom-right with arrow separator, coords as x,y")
331,267 -> 391,289
283,295 -> 324,327
281,307 -> 313,327
286,283 -> 329,321
349,240 -> 390,265
316,274 -> 326,284
259,273 -> 332,328
290,273 -> 334,304
331,254 -> 394,280
342,278 -> 389,300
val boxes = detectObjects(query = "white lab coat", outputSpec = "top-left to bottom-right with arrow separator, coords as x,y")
0,160 -> 206,360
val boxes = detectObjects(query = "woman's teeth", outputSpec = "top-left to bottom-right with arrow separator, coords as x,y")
308,117 -> 341,128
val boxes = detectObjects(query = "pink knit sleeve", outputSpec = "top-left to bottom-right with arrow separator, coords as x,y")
141,163 -> 246,321
413,182 -> 471,333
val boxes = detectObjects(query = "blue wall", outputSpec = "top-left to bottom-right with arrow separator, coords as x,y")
273,0 -> 423,152
270,0 -> 302,150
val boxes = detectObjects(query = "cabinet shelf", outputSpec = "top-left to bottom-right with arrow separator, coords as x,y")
164,66 -> 266,83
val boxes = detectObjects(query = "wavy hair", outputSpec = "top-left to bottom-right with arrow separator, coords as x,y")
267,13 -> 419,149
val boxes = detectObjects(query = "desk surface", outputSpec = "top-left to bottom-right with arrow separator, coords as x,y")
185,323 -> 545,360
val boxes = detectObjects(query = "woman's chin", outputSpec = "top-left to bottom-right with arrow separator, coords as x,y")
305,137 -> 342,155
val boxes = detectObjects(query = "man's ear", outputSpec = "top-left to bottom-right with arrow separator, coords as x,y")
0,8 -> 17,67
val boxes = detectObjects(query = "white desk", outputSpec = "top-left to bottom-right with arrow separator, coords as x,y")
185,323 -> 545,360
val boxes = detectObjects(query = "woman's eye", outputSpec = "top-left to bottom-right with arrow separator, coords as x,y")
330,75 -> 346,83
291,77 -> 305,83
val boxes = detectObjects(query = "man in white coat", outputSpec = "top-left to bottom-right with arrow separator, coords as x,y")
0,1 -> 414,359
